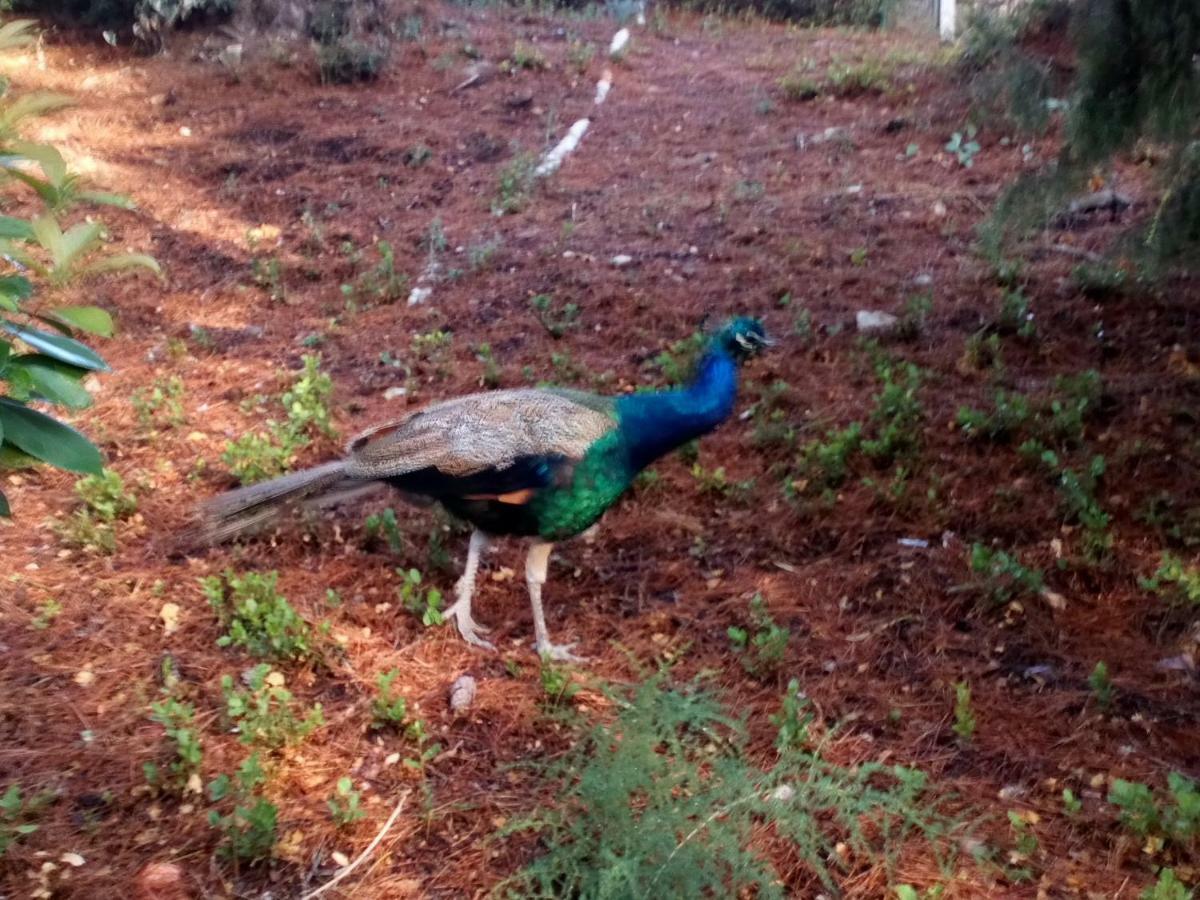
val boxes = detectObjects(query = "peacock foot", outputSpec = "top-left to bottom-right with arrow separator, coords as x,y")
443,599 -> 495,651
535,640 -> 586,664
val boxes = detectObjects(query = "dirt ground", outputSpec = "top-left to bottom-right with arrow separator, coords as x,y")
1,3 -> 1198,898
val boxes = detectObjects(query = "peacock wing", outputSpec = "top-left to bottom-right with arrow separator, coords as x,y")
344,388 -> 617,481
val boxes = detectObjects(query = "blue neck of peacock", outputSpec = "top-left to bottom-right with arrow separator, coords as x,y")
617,348 -> 740,472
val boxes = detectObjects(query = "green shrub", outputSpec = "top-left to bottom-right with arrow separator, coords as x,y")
0,19 -> 160,515
221,664 -> 324,748
1140,553 -> 1200,607
727,593 -> 789,678
202,570 -> 318,662
371,668 -> 408,728
145,697 -> 203,791
499,673 -> 956,897
208,753 -> 276,862
1108,773 -> 1200,848
970,543 -> 1044,605
0,783 -> 50,856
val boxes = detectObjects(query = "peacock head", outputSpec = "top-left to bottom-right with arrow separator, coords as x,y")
714,317 -> 771,362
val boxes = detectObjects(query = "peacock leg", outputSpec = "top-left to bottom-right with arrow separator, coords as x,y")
526,540 -> 585,663
443,529 -> 495,651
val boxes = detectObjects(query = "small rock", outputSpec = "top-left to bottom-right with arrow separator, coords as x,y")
331,851 -> 351,868
383,386 -> 407,401
913,273 -> 934,287
855,310 -> 899,334
407,286 -> 433,306
609,28 -> 630,58
932,200 -> 948,217
159,603 -> 181,635
74,669 -> 95,687
610,254 -> 634,267
60,853 -> 85,867
134,862 -> 188,900
449,674 -> 477,713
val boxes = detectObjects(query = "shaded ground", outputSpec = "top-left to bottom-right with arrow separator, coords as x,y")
1,4 -> 1198,898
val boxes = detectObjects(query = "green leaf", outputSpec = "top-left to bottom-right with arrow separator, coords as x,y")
0,19 -> 39,52
16,355 -> 93,408
50,306 -> 114,338
0,486 -> 9,517
0,215 -> 33,240
2,322 -> 109,371
3,140 -> 67,185
84,253 -> 162,278
58,220 -> 104,271
0,398 -> 102,474
0,275 -> 32,301
78,190 -> 134,210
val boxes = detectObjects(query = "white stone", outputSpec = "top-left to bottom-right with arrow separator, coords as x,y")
855,310 -> 899,333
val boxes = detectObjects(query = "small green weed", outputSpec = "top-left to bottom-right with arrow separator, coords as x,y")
221,664 -> 324,749
727,593 -> 789,679
208,753 -> 276,862
952,681 -> 976,741
969,543 -> 1044,605
779,66 -> 819,101
1062,788 -> 1082,816
1141,553 -> 1200,607
826,58 -> 891,95
145,697 -> 203,792
530,293 -> 580,338
202,570 -> 318,662
897,291 -> 932,340
997,289 -> 1036,338
364,508 -> 404,553
221,354 -> 335,484
791,422 -> 863,495
945,125 -> 981,167
372,668 -> 408,728
29,598 -> 61,630
475,342 -> 502,388
770,678 -> 813,752
493,152 -> 536,216
653,329 -> 707,386
861,358 -> 923,464
58,469 -> 138,554
0,784 -> 50,857
1108,773 -> 1200,849
328,776 -> 365,827
132,375 -> 186,430
539,655 -> 581,706
396,567 -> 444,627
1089,661 -> 1114,710
957,390 -> 1033,443
510,40 -> 547,70
1141,869 -> 1192,900
317,38 -> 387,84
251,255 -> 286,303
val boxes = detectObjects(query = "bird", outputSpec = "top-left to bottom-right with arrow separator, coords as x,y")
193,317 -> 771,661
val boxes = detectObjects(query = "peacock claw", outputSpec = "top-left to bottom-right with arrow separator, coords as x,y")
536,641 -> 586,664
444,600 -> 495,651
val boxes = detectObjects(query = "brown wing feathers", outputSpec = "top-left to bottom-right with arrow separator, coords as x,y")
193,388 -> 614,543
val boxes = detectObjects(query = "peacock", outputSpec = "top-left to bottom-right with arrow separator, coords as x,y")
195,317 -> 771,661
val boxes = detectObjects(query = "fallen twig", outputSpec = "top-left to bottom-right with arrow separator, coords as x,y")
300,790 -> 410,900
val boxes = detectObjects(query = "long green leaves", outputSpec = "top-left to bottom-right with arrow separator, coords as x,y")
0,17 -> 160,515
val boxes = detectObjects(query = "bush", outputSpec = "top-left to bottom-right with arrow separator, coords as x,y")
0,18 -> 160,516
500,674 -> 957,896
317,39 -> 387,84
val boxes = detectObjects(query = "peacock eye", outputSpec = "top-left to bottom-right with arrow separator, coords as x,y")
734,334 -> 752,350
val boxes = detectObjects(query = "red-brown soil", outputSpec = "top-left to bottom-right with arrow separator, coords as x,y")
1,5 -> 1197,898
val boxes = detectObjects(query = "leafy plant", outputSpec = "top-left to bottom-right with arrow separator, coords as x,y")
145,697 -> 202,792
131,374 -> 185,430
364,507 -> 404,553
791,423 -> 863,496
727,593 -> 789,678
221,664 -> 324,748
1141,869 -> 1193,900
861,358 -> 923,464
1108,773 -> 1200,849
539,655 -> 580,706
396,567 -> 444,627
221,354 -> 335,484
945,125 -> 981,168
1089,661 -> 1113,710
952,681 -> 976,741
492,151 -> 536,216
371,668 -> 408,728
825,58 -> 891,96
897,291 -> 932,339
1140,553 -> 1200,607
202,570 -> 318,662
997,289 -> 1036,338
56,468 -> 138,553
653,329 -> 707,387
327,776 -> 365,827
208,753 -> 276,862
509,39 -> 547,70
530,293 -> 580,338
770,678 -> 813,752
969,543 -> 1044,605
0,783 -> 50,856
500,673 -> 957,897
957,390 -> 1033,443
1,142 -> 133,213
